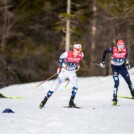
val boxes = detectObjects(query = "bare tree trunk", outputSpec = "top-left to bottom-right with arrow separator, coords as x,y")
1,0 -> 8,49
127,27 -> 131,65
109,23 -> 116,75
91,0 -> 97,72
65,0 -> 71,51
0,0 -> 15,50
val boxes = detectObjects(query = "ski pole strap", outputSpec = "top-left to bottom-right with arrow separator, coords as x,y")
37,73 -> 57,87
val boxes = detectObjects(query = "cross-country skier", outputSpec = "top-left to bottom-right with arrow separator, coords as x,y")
39,44 -> 84,108
100,39 -> 134,105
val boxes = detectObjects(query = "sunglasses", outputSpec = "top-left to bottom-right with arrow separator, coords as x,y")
74,48 -> 82,51
117,45 -> 124,49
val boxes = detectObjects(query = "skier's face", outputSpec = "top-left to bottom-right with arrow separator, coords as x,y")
73,48 -> 82,54
117,44 -> 124,52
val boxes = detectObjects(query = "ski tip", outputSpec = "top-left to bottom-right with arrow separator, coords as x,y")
0,93 -> 23,99
118,95 -> 133,99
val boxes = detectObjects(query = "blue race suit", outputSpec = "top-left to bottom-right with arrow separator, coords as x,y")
102,47 -> 134,98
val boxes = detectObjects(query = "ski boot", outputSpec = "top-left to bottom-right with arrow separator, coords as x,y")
112,98 -> 117,105
39,97 -> 48,109
129,84 -> 134,99
131,91 -> 134,99
69,100 -> 77,108
69,96 -> 77,108
112,94 -> 118,105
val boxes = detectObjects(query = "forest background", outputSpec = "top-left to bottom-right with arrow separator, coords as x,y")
0,0 -> 134,88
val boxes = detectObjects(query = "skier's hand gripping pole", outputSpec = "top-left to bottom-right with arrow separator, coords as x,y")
36,73 -> 57,87
93,61 -> 105,68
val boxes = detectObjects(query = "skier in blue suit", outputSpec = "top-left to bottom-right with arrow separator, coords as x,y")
100,39 -> 134,105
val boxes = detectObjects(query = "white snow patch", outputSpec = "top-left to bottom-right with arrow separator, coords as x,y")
0,68 -> 134,134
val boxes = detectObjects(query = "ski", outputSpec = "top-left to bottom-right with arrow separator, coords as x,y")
0,93 -> 23,99
64,106 -> 81,109
5,96 -> 23,99
118,95 -> 133,99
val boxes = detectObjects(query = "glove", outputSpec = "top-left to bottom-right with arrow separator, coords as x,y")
76,65 -> 80,71
57,66 -> 62,74
126,63 -> 131,70
100,62 -> 105,68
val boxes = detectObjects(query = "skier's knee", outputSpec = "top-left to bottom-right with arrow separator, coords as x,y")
113,76 -> 119,88
47,90 -> 54,98
72,87 -> 78,97
57,77 -> 62,84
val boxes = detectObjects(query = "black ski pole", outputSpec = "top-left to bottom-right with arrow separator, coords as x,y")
93,61 -> 100,67
37,73 -> 57,87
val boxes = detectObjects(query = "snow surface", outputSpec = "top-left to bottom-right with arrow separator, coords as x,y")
1,68 -> 134,134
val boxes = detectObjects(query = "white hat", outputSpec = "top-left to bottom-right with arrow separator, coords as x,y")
73,44 -> 82,49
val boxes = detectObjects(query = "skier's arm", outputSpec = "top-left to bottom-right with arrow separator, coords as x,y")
101,48 -> 113,63
76,52 -> 84,71
100,48 -> 113,68
57,52 -> 68,74
125,48 -> 130,69
58,52 -> 68,67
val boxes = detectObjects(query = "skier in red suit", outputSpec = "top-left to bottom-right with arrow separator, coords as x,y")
40,44 -> 84,108
100,39 -> 134,105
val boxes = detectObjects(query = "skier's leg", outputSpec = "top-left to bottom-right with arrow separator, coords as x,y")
120,65 -> 134,98
39,71 -> 66,108
39,78 -> 62,108
112,66 -> 119,104
46,76 -> 63,97
68,72 -> 78,107
112,75 -> 119,104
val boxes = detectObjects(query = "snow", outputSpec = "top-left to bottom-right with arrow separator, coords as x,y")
0,68 -> 134,134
